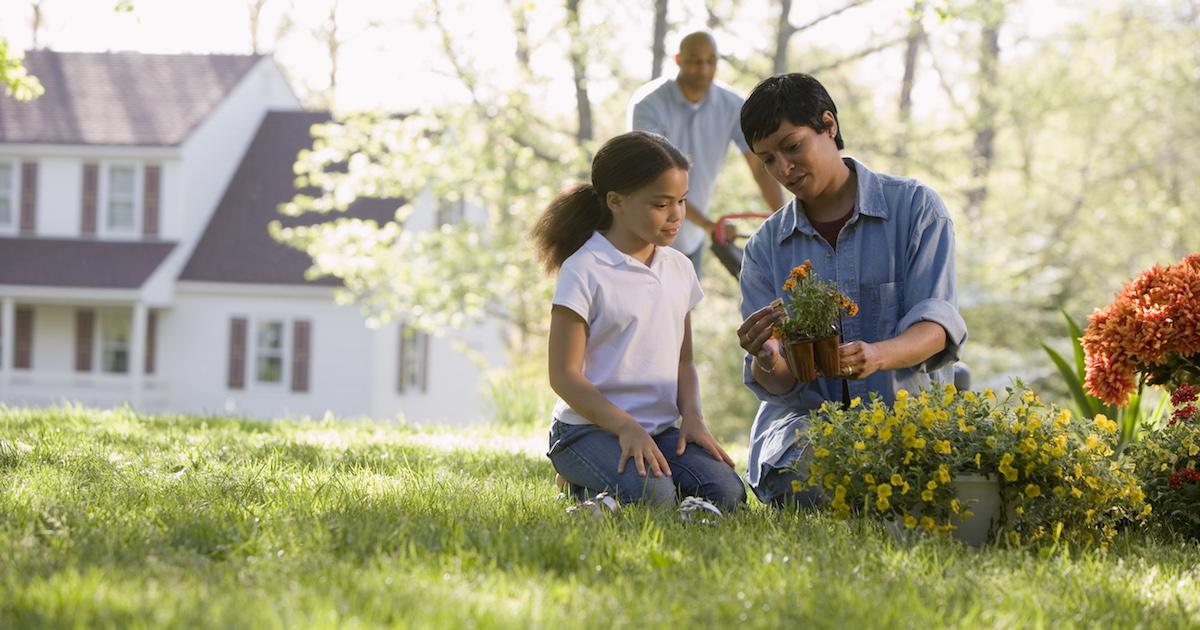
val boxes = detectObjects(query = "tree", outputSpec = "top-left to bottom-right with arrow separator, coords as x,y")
650,0 -> 669,79
0,39 -> 43,100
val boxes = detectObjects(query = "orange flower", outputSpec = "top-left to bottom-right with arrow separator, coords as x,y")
1082,254 -> 1200,406
783,277 -> 797,291
790,260 -> 813,280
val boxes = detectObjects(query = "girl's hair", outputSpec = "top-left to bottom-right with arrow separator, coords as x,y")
532,131 -> 689,273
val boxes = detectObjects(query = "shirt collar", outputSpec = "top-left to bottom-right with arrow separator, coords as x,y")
669,77 -> 709,108
584,231 -> 660,271
779,157 -> 889,244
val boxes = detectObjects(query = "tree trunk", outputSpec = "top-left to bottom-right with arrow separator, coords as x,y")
965,10 -> 1002,220
774,0 -> 794,75
893,1 -> 924,167
566,0 -> 593,143
247,0 -> 269,54
30,0 -> 45,49
651,0 -> 669,79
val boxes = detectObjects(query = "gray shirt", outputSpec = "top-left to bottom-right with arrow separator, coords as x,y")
628,77 -> 750,255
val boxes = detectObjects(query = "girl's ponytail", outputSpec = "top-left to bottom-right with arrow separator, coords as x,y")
531,183 -> 612,273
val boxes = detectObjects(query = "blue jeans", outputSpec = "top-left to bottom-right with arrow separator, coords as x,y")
752,439 -> 826,509
547,421 -> 747,511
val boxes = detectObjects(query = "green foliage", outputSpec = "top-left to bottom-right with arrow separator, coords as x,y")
0,39 -> 44,101
3,407 -> 1200,627
775,261 -> 857,342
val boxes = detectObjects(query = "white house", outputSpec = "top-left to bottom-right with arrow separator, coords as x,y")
0,50 -> 505,424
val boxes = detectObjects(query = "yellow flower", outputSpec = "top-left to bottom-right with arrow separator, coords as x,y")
983,388 -> 995,400
921,489 -> 934,502
951,499 -> 961,513
974,452 -> 982,468
901,424 -> 917,440
850,396 -> 862,408
876,483 -> 893,498
890,473 -> 903,486
901,481 -> 910,495
863,425 -> 876,438
934,440 -> 952,455
936,465 -> 951,484
791,479 -> 803,494
1140,503 -> 1152,518
1085,433 -> 1102,451
1094,413 -> 1117,433
854,441 -> 866,450
1022,390 -> 1035,404
823,423 -> 833,436
878,427 -> 893,442
1070,486 -> 1083,498
1024,484 -> 1041,498
896,389 -> 909,401
1015,506 -> 1025,516
920,516 -> 935,531
911,438 -> 926,449
926,480 -> 938,490
864,473 -> 875,485
815,447 -> 830,458
904,514 -> 917,529
903,450 -> 913,465
963,391 -> 977,402
921,408 -> 936,428
876,496 -> 890,511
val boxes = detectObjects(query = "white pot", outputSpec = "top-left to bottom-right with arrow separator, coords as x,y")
884,473 -> 1001,548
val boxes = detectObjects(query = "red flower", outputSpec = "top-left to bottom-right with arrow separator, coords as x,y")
1171,383 -> 1198,406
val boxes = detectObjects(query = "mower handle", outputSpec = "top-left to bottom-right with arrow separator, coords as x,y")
713,213 -> 772,245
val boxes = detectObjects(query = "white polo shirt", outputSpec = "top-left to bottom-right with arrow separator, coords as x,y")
551,232 -> 704,435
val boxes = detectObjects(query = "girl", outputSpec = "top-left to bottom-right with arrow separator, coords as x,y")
532,131 -> 746,510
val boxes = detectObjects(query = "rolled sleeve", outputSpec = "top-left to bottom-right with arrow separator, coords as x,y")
898,297 -> 966,372
900,191 -> 967,372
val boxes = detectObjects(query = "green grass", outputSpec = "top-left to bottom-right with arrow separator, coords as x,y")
2,406 -> 1199,629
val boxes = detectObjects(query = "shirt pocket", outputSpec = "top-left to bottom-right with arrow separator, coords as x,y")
861,281 -> 902,343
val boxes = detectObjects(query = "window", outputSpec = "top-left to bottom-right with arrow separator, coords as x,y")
0,160 -> 15,232
102,163 -> 140,235
255,320 -> 286,384
397,323 -> 428,393
98,310 -> 130,374
435,197 -> 465,227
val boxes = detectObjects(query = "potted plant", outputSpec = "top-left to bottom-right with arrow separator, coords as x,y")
795,383 -> 1149,547
1128,383 -> 1200,539
771,260 -> 858,381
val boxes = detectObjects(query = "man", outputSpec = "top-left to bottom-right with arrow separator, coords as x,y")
628,31 -> 784,278
733,73 -> 967,505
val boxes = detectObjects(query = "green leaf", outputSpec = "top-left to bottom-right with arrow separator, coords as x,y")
1041,341 -> 1093,418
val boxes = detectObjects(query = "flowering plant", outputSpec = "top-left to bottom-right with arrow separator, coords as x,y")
1128,383 -> 1200,538
772,260 -> 858,342
1082,254 -> 1200,407
796,383 -> 1148,547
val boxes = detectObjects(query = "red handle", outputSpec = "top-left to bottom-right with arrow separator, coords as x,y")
713,213 -> 771,245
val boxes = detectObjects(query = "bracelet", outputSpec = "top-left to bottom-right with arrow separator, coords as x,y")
752,354 -> 774,372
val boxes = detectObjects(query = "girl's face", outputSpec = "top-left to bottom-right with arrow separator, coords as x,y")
606,167 -> 688,248
751,113 -> 841,201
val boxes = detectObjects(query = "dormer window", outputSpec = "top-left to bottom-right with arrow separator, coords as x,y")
100,162 -> 141,237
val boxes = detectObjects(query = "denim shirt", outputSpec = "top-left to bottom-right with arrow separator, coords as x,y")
740,157 -> 968,488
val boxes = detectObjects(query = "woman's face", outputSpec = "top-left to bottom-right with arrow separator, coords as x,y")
751,114 -> 841,201
607,167 -> 688,248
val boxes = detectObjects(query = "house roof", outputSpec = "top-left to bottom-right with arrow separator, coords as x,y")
179,111 -> 400,286
0,238 -> 176,289
0,50 -> 262,146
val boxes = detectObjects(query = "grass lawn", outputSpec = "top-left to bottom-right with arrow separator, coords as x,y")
2,406 -> 1199,629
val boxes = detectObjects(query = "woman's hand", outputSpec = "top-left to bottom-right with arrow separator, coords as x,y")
737,303 -> 784,368
616,423 -> 671,478
677,416 -> 735,467
839,340 -> 884,380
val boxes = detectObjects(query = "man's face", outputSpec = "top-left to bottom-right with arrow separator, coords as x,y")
676,39 -> 717,93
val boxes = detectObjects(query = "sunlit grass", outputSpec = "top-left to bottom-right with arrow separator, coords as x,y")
1,405 -> 1198,628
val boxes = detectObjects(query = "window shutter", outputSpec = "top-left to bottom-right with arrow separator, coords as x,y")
19,161 -> 36,233
81,163 -> 98,235
74,309 -> 93,372
396,324 -> 407,394
228,317 -> 246,389
420,332 -> 429,393
143,164 -> 160,237
291,319 -> 310,392
14,306 -> 33,369
145,310 -> 157,375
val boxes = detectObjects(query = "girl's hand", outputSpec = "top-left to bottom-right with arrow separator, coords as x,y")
737,303 -> 784,366
839,340 -> 884,380
617,424 -> 671,478
677,417 -> 735,468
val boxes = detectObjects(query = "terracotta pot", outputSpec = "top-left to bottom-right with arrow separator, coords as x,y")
782,339 -> 818,382
814,332 -> 841,377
